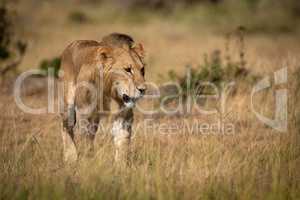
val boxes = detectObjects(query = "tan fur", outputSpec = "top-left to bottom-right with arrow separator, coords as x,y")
60,33 -> 146,163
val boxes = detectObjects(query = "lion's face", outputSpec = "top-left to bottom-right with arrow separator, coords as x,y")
108,47 -> 146,108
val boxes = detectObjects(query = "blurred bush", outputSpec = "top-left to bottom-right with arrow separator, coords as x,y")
39,57 -> 61,78
168,51 -> 256,98
0,5 -> 11,60
167,30 -> 259,99
0,3 -> 27,76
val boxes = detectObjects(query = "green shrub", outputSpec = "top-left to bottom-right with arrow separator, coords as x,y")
167,29 -> 260,99
0,46 -> 9,59
0,6 -> 10,60
39,57 -> 61,78
167,50 -> 259,98
0,4 -> 27,76
169,52 -> 244,96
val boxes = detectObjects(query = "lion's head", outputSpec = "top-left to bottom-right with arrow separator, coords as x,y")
100,33 -> 146,108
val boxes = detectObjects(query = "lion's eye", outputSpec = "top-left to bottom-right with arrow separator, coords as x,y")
124,67 -> 132,73
141,67 -> 145,76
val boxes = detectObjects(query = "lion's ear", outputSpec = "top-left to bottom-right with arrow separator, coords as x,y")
133,43 -> 145,58
98,46 -> 113,61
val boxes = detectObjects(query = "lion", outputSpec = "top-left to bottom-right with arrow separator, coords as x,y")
60,33 -> 146,163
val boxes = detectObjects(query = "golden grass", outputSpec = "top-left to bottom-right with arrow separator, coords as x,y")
0,93 -> 299,199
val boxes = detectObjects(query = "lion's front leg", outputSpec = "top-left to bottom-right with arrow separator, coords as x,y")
61,80 -> 78,164
112,108 -> 133,163
61,104 -> 78,164
75,113 -> 100,157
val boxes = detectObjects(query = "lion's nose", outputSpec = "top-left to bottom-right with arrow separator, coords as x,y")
137,85 -> 146,95
122,94 -> 131,103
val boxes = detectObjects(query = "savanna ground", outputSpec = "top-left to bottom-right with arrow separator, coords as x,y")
0,0 -> 300,199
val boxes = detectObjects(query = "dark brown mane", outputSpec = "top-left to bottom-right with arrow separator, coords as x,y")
101,33 -> 134,49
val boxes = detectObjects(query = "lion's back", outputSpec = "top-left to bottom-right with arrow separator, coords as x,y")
61,40 -> 101,81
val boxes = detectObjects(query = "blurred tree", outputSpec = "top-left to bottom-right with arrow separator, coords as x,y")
0,4 -> 10,60
0,2 -> 26,76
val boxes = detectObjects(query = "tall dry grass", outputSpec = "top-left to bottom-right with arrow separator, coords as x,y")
0,62 -> 299,199
0,92 -> 299,199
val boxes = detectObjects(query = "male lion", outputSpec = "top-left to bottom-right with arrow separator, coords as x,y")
60,33 -> 146,163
